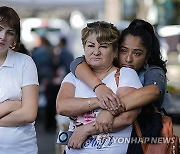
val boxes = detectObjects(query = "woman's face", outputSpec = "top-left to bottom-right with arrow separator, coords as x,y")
0,22 -> 16,53
84,33 -> 116,70
118,34 -> 148,72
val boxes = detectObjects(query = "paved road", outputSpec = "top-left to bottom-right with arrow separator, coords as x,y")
35,119 -> 56,154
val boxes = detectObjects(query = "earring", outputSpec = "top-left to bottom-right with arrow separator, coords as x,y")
10,42 -> 16,50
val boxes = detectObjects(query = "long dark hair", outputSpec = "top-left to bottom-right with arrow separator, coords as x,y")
119,19 -> 167,73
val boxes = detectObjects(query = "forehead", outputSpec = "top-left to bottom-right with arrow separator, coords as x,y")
86,33 -> 97,42
122,35 -> 144,48
86,32 -> 110,45
0,16 -> 15,30
0,22 -> 12,29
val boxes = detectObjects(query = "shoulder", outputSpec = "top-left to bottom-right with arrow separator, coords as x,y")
120,67 -> 137,75
146,65 -> 165,74
8,50 -> 35,67
62,72 -> 76,85
144,65 -> 166,79
11,50 -> 34,62
119,67 -> 142,88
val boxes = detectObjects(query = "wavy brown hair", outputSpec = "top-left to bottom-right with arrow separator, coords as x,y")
0,6 -> 20,51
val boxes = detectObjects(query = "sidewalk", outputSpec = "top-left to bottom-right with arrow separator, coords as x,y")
35,119 -> 56,154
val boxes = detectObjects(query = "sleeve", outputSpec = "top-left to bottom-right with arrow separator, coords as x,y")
144,66 -> 166,97
118,67 -> 142,89
62,72 -> 76,86
22,56 -> 39,87
70,56 -> 85,76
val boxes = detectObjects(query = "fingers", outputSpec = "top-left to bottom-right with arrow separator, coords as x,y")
95,122 -> 113,133
108,109 -> 119,116
95,85 -> 120,109
100,94 -> 121,112
68,138 -> 83,149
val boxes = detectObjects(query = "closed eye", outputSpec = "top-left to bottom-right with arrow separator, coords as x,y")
87,44 -> 94,47
100,45 -> 108,48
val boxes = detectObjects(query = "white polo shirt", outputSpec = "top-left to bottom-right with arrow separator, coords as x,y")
0,49 -> 39,154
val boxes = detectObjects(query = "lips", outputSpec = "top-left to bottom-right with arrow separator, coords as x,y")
0,42 -> 5,46
91,57 -> 101,61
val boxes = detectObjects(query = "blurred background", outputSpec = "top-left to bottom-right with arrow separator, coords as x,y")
0,0 -> 180,153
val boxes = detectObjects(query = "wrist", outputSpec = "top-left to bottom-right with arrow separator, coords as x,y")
86,122 -> 97,135
90,97 -> 100,109
93,82 -> 106,92
119,100 -> 127,112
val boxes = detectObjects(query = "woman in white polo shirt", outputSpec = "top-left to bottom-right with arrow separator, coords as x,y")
0,6 -> 39,154
56,21 -> 142,154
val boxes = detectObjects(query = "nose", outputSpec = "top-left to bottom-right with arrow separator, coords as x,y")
0,31 -> 6,40
125,53 -> 133,63
93,47 -> 100,55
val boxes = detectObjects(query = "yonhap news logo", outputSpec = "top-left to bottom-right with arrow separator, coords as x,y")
112,137 -> 177,144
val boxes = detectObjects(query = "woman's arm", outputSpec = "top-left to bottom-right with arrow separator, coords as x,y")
68,86 -> 141,149
95,86 -> 141,133
120,67 -> 166,111
68,108 -> 139,149
73,62 -> 164,112
56,82 -> 106,117
120,84 -> 160,111
70,58 -> 120,108
0,85 -> 38,126
0,100 -> 21,119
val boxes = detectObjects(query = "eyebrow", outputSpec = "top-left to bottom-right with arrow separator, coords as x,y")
8,29 -> 16,33
134,49 -> 144,52
0,25 -> 16,32
120,46 -> 144,53
87,41 -> 95,44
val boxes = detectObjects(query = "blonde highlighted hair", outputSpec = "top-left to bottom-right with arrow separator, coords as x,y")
81,21 -> 120,51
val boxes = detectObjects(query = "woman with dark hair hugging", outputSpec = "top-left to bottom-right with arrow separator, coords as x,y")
67,19 -> 170,154
56,21 -> 142,154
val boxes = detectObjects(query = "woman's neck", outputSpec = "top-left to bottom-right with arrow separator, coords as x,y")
93,65 -> 116,80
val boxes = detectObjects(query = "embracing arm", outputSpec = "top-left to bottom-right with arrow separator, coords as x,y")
121,84 -> 160,111
70,57 -> 120,106
95,86 -> 140,132
70,56 -> 99,89
121,67 -> 166,111
73,59 -> 163,112
56,82 -> 105,117
68,71 -> 141,149
0,85 -> 38,127
68,106 -> 139,149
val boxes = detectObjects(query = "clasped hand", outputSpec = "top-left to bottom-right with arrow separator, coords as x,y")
95,84 -> 126,116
